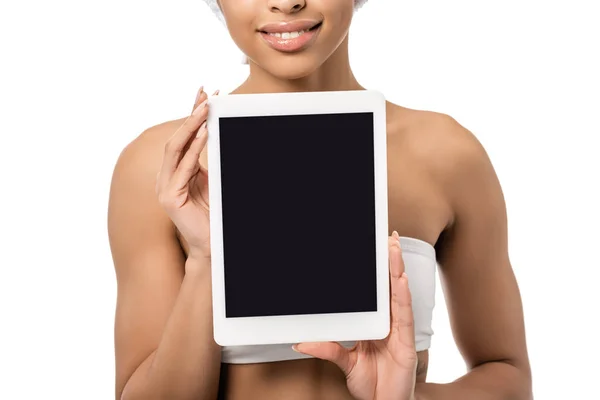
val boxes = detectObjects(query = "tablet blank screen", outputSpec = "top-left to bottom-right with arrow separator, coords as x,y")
219,112 -> 377,318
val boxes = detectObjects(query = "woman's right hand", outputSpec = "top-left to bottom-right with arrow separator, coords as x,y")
156,87 -> 217,261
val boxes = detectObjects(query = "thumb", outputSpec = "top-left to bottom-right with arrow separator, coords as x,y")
293,342 -> 356,376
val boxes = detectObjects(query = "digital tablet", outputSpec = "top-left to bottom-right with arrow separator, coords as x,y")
206,90 -> 389,346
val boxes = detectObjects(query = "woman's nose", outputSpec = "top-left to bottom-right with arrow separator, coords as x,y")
267,0 -> 306,14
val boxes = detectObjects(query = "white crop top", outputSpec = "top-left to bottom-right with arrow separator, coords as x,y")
221,236 -> 437,364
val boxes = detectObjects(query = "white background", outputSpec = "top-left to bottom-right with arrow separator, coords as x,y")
1,0 -> 599,398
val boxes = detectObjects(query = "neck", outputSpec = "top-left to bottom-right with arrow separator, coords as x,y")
234,37 -> 363,94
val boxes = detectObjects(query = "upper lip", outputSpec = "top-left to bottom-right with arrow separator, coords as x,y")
258,19 -> 322,33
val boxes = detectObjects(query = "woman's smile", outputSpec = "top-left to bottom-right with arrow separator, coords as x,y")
258,19 -> 323,53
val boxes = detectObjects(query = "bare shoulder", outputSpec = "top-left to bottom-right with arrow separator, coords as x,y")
387,102 -> 487,170
108,117 -> 188,261
112,117 -> 188,179
387,103 -> 494,187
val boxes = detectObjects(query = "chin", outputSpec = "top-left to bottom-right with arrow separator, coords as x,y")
253,53 -> 327,81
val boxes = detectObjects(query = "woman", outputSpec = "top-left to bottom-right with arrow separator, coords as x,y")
107,1 -> 532,399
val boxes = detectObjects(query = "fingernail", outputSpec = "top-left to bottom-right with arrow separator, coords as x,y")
291,344 -> 300,352
196,121 -> 207,138
192,99 -> 208,116
213,89 -> 220,96
392,230 -> 399,238
195,86 -> 204,103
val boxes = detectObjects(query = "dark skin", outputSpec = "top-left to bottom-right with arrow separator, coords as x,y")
109,96 -> 531,399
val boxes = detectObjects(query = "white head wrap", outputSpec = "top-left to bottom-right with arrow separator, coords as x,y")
204,0 -> 369,24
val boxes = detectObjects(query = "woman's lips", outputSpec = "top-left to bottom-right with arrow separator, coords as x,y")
258,21 -> 322,53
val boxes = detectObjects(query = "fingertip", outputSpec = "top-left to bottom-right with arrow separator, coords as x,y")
195,86 -> 204,103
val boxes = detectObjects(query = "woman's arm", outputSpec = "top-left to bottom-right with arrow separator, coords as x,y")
108,124 -> 221,400
417,118 -> 532,400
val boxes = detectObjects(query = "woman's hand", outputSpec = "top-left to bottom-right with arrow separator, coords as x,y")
293,231 -> 418,400
156,87 -> 218,261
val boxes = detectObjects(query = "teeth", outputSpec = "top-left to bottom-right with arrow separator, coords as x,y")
269,30 -> 305,39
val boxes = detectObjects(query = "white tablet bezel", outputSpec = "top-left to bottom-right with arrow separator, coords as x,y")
206,90 -> 389,346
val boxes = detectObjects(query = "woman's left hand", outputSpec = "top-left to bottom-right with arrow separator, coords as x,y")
293,231 -> 417,400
